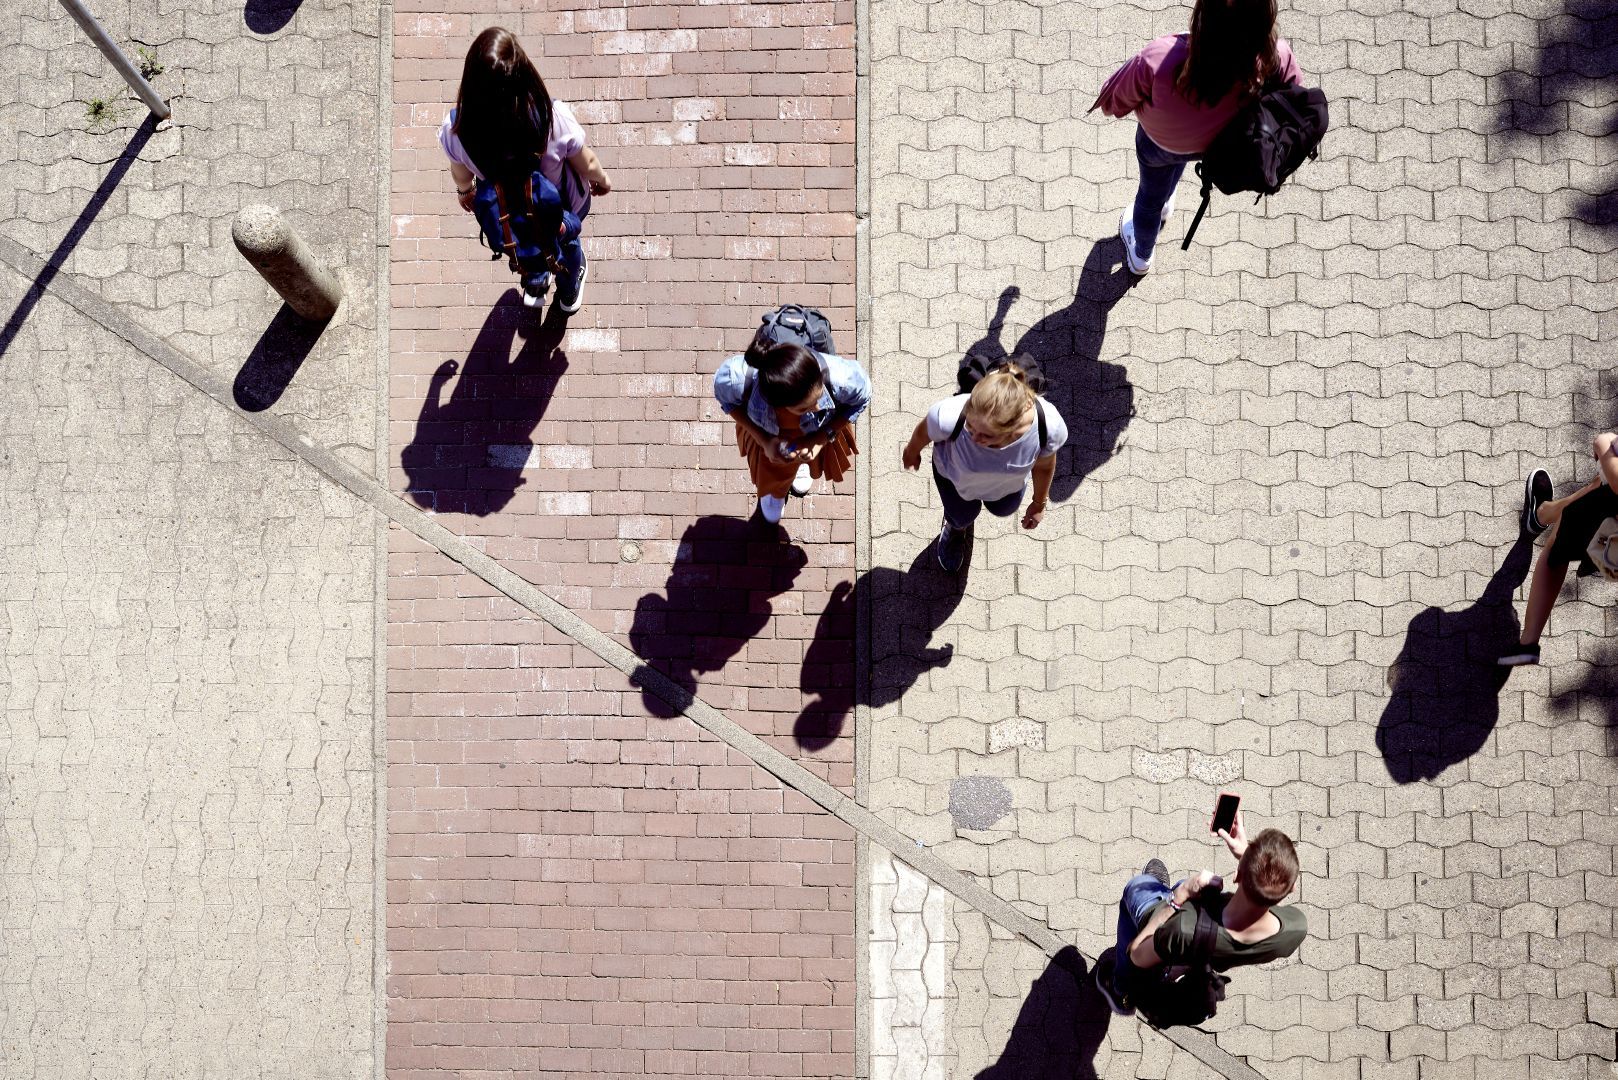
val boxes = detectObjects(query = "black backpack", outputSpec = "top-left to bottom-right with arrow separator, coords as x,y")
757,304 -> 837,355
1181,81 -> 1329,250
950,354 -> 1049,451
1135,904 -> 1231,1029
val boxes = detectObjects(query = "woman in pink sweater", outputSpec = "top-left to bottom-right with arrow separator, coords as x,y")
1092,0 -> 1302,274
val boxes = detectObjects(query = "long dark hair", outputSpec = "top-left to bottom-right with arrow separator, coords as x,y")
452,27 -> 553,182
1176,0 -> 1280,106
745,341 -> 824,408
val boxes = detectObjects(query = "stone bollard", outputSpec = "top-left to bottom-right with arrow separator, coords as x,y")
231,204 -> 343,321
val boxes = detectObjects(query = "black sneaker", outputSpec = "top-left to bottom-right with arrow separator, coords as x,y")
1522,469 -> 1552,539
1497,642 -> 1540,667
557,251 -> 587,314
936,519 -> 969,572
1094,952 -> 1136,1017
1144,858 -> 1170,888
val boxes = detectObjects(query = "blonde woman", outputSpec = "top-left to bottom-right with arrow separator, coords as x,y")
901,361 -> 1067,571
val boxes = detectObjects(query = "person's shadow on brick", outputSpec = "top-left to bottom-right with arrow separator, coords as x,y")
975,946 -> 1110,1080
629,515 -> 807,718
793,544 -> 964,751
400,291 -> 568,516
965,241 -> 1138,505
1376,538 -> 1534,783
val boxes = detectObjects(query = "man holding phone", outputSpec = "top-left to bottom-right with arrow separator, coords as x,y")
1094,806 -> 1308,1018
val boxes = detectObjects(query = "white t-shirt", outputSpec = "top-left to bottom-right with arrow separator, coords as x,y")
927,394 -> 1068,502
439,100 -> 589,216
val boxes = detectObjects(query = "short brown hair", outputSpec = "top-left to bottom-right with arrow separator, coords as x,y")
1238,829 -> 1298,906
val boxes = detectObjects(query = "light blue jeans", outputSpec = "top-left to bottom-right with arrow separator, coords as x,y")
1114,872 -> 1178,992
1131,126 -> 1201,261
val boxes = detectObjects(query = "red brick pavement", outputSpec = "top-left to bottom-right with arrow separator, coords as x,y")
387,1 -> 858,1074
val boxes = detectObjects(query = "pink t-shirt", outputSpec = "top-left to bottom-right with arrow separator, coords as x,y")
1091,33 -> 1302,155
439,99 -> 589,215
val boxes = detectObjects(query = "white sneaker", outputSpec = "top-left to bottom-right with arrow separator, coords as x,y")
759,493 -> 786,523
790,463 -> 812,497
1119,208 -> 1151,275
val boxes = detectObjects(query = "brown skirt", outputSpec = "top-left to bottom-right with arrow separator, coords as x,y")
734,414 -> 859,497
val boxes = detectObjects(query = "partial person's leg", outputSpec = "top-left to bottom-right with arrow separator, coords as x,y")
934,469 -> 983,530
1536,479 -> 1601,528
555,232 -> 587,312
982,487 -> 1025,518
1114,873 -> 1173,987
1518,532 -> 1570,648
1131,127 -> 1188,260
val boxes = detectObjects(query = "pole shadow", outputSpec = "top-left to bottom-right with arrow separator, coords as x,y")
965,240 -> 1139,504
628,515 -> 808,718
1494,0 -> 1618,231
399,291 -> 569,516
1375,538 -> 1534,783
975,946 -> 1111,1080
233,303 -> 327,411
0,114 -> 158,363
792,543 -> 965,751
244,0 -> 305,33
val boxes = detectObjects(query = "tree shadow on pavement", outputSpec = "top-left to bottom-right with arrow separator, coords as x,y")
976,946 -> 1111,1080
629,515 -> 808,718
244,0 -> 305,33
399,291 -> 568,516
233,303 -> 326,411
1375,538 -> 1534,783
1495,0 -> 1618,231
1550,646 -> 1618,754
793,544 -> 964,751
964,240 -> 1138,505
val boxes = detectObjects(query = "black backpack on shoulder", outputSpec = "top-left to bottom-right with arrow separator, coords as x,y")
1135,904 -> 1231,1029
757,304 -> 837,355
1181,81 -> 1329,250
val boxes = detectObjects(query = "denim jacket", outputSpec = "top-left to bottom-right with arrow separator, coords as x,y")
712,352 -> 871,437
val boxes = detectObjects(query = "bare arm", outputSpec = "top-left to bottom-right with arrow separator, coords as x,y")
1022,454 -> 1056,529
450,161 -> 476,212
568,147 -> 612,195
902,418 -> 931,470
1129,871 -> 1218,969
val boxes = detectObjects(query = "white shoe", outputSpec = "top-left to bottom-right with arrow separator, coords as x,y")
1120,208 -> 1151,275
790,463 -> 813,497
1159,192 -> 1176,231
759,494 -> 786,523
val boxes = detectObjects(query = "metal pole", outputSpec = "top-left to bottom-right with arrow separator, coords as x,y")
55,0 -> 171,121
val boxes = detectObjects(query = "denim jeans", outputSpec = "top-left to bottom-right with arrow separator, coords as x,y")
1114,872 -> 1177,992
524,197 -> 590,298
1131,126 -> 1201,261
934,467 -> 1023,530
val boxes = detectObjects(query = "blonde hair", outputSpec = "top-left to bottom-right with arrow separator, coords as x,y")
965,368 -> 1036,436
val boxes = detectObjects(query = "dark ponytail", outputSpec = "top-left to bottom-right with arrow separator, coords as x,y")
745,340 -> 824,408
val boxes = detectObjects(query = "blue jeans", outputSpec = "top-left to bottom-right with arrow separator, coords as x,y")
1114,873 -> 1176,992
525,196 -> 590,298
1131,126 -> 1200,261
934,467 -> 1023,530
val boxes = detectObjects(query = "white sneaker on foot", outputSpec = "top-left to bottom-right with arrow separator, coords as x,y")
1120,208 -> 1152,275
759,493 -> 786,523
790,463 -> 813,497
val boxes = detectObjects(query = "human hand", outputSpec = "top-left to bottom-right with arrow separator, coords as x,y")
764,439 -> 792,465
902,442 -> 922,471
1594,432 -> 1616,461
1021,501 -> 1045,529
1217,811 -> 1249,862
1174,870 -> 1220,904
590,174 -> 612,196
457,186 -> 476,212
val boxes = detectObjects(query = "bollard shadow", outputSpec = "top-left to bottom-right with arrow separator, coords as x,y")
0,114 -> 158,363
233,303 -> 327,411
1494,0 -> 1618,231
963,240 -> 1139,505
792,543 -> 964,751
399,291 -> 569,516
628,515 -> 808,717
244,0 -> 305,34
975,946 -> 1111,1080
1375,538 -> 1534,783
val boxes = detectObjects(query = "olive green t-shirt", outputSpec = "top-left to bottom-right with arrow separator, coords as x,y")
1152,893 -> 1308,971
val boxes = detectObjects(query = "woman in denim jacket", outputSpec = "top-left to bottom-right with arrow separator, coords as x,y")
713,332 -> 870,525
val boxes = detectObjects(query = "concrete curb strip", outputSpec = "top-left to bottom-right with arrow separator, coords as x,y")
0,234 -> 1266,1080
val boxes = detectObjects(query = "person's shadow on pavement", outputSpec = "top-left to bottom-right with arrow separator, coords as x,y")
399,290 -> 569,516
965,239 -> 1139,504
975,946 -> 1111,1080
1375,538 -> 1534,783
793,545 -> 966,751
629,515 -> 807,718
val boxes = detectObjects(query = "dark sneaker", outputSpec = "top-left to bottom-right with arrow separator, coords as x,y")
521,272 -> 551,309
556,251 -> 587,314
1522,469 -> 1552,538
936,519 -> 969,572
1497,643 -> 1540,667
1144,858 -> 1170,889
1094,952 -> 1136,1017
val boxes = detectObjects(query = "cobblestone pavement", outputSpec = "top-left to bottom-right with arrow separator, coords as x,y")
0,0 -> 385,1075
386,1 -> 859,1075
866,0 -> 1618,1076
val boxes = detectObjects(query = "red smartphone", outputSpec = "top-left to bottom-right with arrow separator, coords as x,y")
1210,791 -> 1240,835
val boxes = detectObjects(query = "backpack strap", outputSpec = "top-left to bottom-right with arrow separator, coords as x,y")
1188,904 -> 1220,967
1181,164 -> 1214,251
